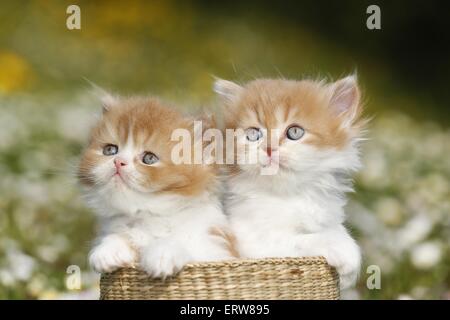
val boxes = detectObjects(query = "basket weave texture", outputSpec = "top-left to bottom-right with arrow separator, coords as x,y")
100,257 -> 339,300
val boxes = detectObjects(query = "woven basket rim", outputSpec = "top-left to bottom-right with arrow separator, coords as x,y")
106,256 -> 331,274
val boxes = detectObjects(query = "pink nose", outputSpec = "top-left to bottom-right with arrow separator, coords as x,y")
114,158 -> 127,170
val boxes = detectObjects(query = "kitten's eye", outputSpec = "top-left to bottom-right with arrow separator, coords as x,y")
142,152 -> 159,165
286,125 -> 305,140
245,127 -> 263,142
103,144 -> 118,156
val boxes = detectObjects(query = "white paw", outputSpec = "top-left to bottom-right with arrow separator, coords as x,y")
89,236 -> 136,273
324,245 -> 361,290
140,243 -> 190,279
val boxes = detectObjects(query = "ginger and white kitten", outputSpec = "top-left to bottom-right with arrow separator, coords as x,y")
214,76 -> 365,289
79,95 -> 235,277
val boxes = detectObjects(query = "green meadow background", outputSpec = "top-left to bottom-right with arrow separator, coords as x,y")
0,0 -> 448,299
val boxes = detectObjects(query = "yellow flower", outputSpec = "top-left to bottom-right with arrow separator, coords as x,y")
0,51 -> 33,93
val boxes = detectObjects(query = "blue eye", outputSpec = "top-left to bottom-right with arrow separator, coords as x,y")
103,144 -> 118,155
245,127 -> 263,142
142,152 -> 159,165
286,125 -> 305,140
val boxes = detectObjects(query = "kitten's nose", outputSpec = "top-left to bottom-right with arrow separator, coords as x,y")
114,158 -> 127,170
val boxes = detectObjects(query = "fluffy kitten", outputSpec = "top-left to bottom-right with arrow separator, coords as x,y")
214,76 -> 365,289
79,95 -> 235,277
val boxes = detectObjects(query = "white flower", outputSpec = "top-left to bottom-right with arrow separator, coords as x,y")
375,197 -> 404,226
396,214 -> 433,251
0,241 -> 37,285
7,248 -> 36,282
36,235 -> 70,263
347,202 -> 380,234
410,241 -> 442,270
0,269 -> 15,286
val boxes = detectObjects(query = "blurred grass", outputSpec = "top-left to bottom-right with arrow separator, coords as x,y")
0,0 -> 448,299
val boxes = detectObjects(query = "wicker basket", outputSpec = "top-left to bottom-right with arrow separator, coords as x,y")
100,257 -> 339,300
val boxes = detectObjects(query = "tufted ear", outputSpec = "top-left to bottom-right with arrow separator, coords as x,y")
83,78 -> 120,113
213,79 -> 243,104
329,75 -> 361,124
100,93 -> 120,113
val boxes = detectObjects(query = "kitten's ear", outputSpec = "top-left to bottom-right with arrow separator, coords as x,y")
100,93 -> 120,113
329,75 -> 361,124
213,79 -> 243,103
84,79 -> 119,113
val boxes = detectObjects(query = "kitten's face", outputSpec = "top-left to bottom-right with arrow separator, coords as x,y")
215,77 -> 364,176
79,97 -> 215,204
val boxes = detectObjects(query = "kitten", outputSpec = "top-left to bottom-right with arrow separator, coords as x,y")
214,76 -> 365,289
78,95 -> 235,277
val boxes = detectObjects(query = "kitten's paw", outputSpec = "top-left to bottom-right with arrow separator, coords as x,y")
324,245 -> 361,290
89,236 -> 136,273
140,244 -> 190,279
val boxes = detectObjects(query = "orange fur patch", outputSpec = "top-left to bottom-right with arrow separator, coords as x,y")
209,226 -> 239,258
